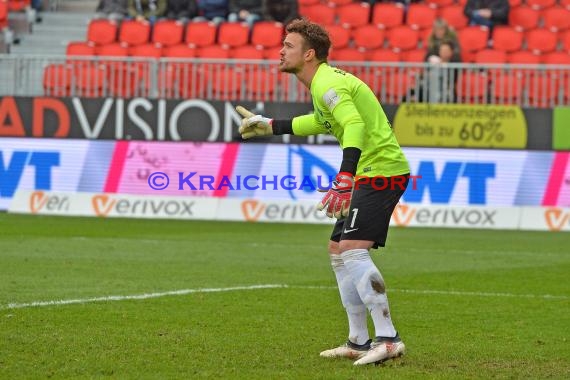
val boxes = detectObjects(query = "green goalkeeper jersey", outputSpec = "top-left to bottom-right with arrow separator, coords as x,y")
292,63 -> 410,178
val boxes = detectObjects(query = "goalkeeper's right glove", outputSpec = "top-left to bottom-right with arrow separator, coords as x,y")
317,172 -> 354,219
236,106 -> 273,139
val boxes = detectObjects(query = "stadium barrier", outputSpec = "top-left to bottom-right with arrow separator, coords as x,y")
0,55 -> 569,107
9,190 -> 570,232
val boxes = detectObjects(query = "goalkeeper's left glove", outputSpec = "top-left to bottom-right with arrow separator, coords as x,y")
236,106 -> 273,139
317,172 -> 354,219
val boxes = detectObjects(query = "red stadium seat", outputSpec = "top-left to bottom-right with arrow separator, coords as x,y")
330,48 -> 366,61
526,29 -> 558,54
160,44 -> 198,98
352,24 -> 385,50
387,26 -> 419,52
372,3 -> 405,29
492,27 -> 523,53
87,19 -> 118,45
439,5 -> 469,30
525,0 -> 556,10
542,7 -> 570,33
542,51 -> 570,64
197,45 -> 231,59
152,20 -> 184,47
369,49 -> 400,62
118,20 -> 151,46
251,22 -> 283,49
507,51 -> 541,77
66,42 -> 96,71
244,69 -> 279,101
66,41 -> 96,57
8,0 -> 29,12
163,44 -> 197,58
491,72 -> 525,103
406,4 -> 437,30
218,22 -> 250,48
475,49 -> 507,64
337,2 -> 371,29
129,43 -> 162,57
457,71 -> 488,103
402,49 -> 427,63
129,43 -> 163,95
298,0 -> 319,5
327,0 -> 352,6
527,72 -> 560,107
97,42 -> 128,58
508,51 -> 541,64
508,7 -> 540,32
43,64 -> 73,96
326,24 -> 351,50
300,3 -> 336,25
458,26 -> 489,51
74,65 -> 107,98
457,26 -> 489,61
185,21 -> 217,48
210,67 -> 245,100
230,45 -> 264,60
263,46 -> 282,60
563,30 -> 570,52
0,1 -> 8,30
425,0 -> 455,8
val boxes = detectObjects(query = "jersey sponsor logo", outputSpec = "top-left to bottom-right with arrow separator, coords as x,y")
544,208 -> 570,231
323,88 -> 340,110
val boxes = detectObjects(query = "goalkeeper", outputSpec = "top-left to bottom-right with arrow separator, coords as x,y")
236,18 -> 410,366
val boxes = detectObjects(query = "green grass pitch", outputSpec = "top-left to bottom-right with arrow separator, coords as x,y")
1,213 -> 569,379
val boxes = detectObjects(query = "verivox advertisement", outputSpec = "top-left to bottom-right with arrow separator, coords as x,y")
10,190 -> 570,232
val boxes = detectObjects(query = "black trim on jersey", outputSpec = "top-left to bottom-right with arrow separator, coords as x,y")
339,147 -> 362,176
272,120 -> 294,135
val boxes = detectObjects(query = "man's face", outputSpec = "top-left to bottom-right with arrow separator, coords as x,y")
279,32 -> 308,73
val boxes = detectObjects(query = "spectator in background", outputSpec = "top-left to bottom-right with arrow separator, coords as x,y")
228,0 -> 262,27
128,0 -> 167,23
166,0 -> 198,22
95,0 -> 129,21
426,40 -> 461,103
425,18 -> 460,62
32,0 -> 43,22
193,0 -> 228,25
262,0 -> 298,26
463,0 -> 509,29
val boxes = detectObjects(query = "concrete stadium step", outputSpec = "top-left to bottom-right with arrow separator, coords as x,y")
10,11 -> 94,55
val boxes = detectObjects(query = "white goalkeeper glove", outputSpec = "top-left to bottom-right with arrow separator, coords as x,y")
236,106 -> 273,139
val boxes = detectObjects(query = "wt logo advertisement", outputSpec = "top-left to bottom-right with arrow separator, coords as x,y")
0,151 -> 59,197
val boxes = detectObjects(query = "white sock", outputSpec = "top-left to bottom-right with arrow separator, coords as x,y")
330,254 -> 369,345
341,249 -> 397,338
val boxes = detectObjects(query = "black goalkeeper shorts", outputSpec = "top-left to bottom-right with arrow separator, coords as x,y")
330,174 -> 409,249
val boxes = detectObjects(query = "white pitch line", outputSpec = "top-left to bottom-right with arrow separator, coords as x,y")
287,286 -> 569,300
1,284 -> 567,310
1,284 -> 288,310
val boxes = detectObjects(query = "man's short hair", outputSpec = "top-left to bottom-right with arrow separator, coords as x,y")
285,18 -> 331,61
